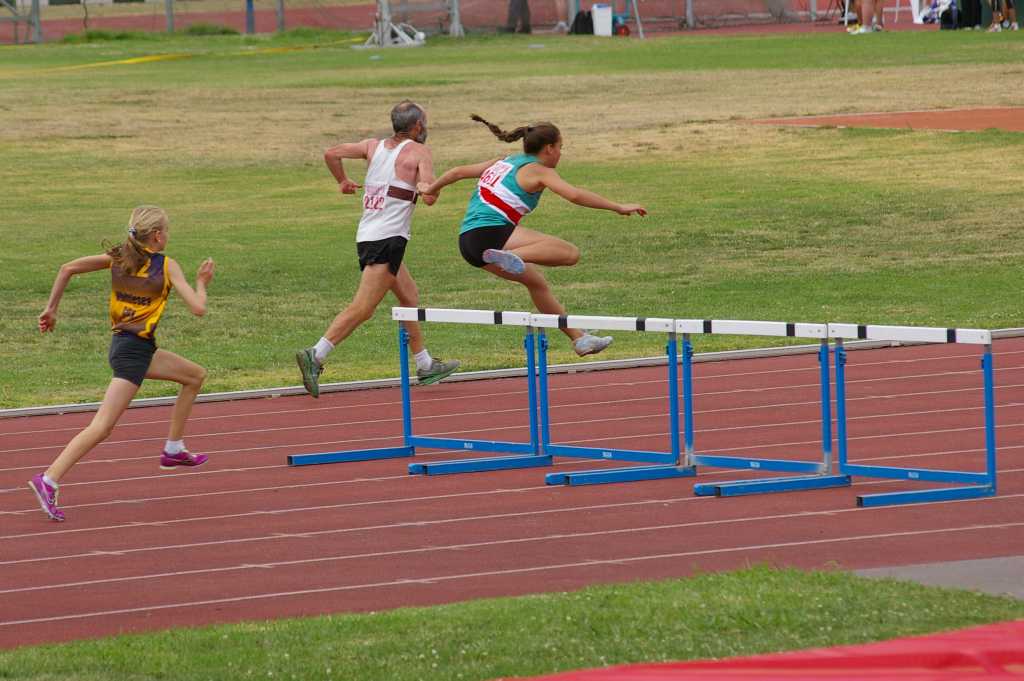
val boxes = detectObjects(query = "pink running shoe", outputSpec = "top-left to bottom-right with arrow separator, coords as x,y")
28,473 -> 65,522
160,449 -> 209,470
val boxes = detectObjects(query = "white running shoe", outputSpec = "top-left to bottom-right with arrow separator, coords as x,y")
482,249 -> 526,275
573,333 -> 613,357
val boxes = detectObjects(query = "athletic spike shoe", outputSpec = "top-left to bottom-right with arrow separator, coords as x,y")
416,358 -> 461,385
482,249 -> 526,275
573,333 -> 613,357
160,449 -> 209,470
28,473 -> 65,522
295,347 -> 324,398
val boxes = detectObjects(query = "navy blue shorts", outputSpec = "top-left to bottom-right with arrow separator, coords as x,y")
108,332 -> 157,386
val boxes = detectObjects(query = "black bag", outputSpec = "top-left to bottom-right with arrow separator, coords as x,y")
569,10 -> 593,34
939,6 -> 958,28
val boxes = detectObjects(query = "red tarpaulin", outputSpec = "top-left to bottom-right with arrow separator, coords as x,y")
513,620 -> 1024,681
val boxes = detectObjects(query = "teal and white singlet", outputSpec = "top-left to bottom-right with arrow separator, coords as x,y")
460,154 -> 544,234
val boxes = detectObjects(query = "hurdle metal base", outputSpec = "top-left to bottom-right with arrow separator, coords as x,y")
408,436 -> 536,455
694,474 -> 851,497
842,463 -> 991,485
690,454 -> 826,474
288,446 -> 415,466
546,464 -> 696,486
857,484 -> 996,508
544,444 -> 679,465
410,455 -> 552,475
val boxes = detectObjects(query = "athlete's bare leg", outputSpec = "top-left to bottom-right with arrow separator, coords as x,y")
502,225 -> 579,267
146,349 -> 207,441
323,264 -> 396,345
45,378 -> 139,482
484,263 -> 583,343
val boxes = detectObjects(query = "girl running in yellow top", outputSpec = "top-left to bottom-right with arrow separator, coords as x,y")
29,205 -> 215,522
418,115 -> 647,356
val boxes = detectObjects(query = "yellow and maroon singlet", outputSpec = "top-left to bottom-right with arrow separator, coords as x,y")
109,251 -> 171,340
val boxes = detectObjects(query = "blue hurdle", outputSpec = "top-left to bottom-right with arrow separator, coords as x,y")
829,323 -> 997,508
287,307 -> 550,470
533,313 -> 697,486
686,320 -> 852,497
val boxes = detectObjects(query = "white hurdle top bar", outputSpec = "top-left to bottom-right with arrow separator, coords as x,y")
393,307 -> 532,326
675,319 -> 828,339
829,323 -> 991,345
531,313 -> 675,333
393,309 -> 991,345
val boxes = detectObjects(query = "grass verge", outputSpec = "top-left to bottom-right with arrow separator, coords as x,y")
1,566 -> 1022,680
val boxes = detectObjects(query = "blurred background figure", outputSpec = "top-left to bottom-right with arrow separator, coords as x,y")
502,0 -> 532,33
554,0 -> 569,31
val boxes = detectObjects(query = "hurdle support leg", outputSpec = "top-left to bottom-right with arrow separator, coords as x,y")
546,331 -> 696,486
288,325 -> 418,466
692,338 -> 851,496
851,342 -> 998,507
409,326 -> 553,475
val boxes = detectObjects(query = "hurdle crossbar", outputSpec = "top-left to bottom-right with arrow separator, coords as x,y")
287,307 -> 550,470
830,323 -> 996,508
532,314 -> 696,486
686,319 -> 852,497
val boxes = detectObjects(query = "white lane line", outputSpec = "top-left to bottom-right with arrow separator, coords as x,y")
0,486 -> 546,542
3,364 -> 1020,453
4,382 -> 1022,464
2,420 -> 1022,514
3,520 -> 1022,629
2,467 -> 1021,560
4,492 -> 1024,595
7,351 -> 1018,437
7,380 -> 1023,475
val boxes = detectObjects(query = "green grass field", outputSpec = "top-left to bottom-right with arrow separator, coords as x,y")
2,30 -> 1023,407
1,567 -> 1022,680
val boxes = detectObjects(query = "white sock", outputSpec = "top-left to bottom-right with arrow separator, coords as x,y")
414,349 -> 433,372
164,439 -> 185,455
43,474 -> 58,489
313,337 -> 335,364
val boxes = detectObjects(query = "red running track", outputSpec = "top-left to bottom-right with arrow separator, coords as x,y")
2,337 -> 1023,649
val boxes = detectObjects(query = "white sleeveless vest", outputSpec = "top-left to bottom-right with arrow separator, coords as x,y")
356,139 -> 417,243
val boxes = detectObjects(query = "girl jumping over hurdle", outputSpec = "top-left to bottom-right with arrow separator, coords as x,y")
417,115 -> 647,356
29,206 -> 215,522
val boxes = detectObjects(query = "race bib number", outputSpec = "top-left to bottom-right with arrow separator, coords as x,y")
363,184 -> 386,211
478,161 -> 514,190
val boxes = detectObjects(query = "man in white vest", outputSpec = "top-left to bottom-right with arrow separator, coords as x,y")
296,101 -> 460,398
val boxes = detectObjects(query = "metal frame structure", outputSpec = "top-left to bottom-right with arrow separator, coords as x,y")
361,0 -> 462,47
2,0 -> 41,43
533,314 -> 695,486
830,323 -> 997,507
287,308 -> 546,469
682,320 -> 851,497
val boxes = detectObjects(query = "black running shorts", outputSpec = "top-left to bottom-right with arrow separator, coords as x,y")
108,332 -> 157,386
357,236 -> 408,276
459,225 -> 517,268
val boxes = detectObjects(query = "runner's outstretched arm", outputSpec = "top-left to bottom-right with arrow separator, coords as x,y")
417,157 -> 502,199
529,165 -> 647,216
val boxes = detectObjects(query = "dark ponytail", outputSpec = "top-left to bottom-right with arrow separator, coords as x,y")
471,114 -> 561,155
